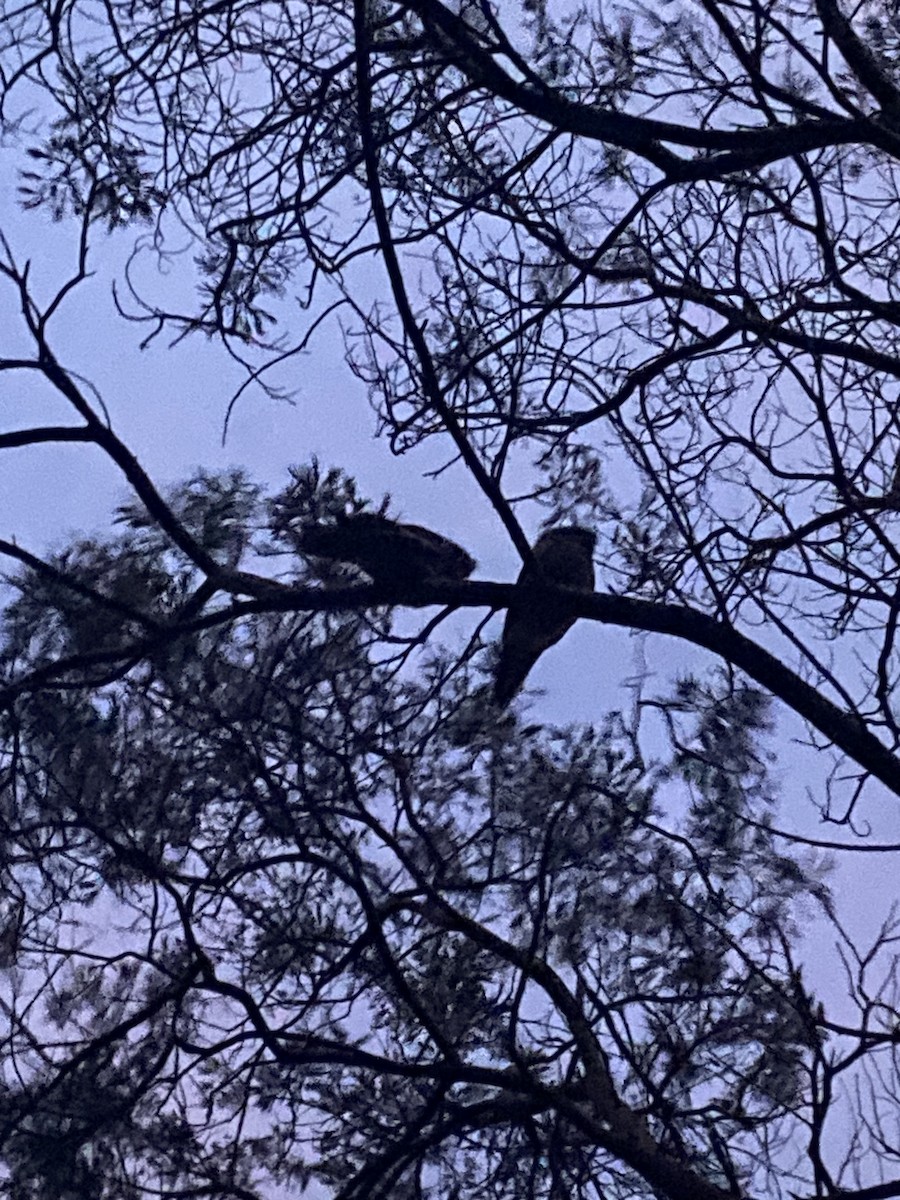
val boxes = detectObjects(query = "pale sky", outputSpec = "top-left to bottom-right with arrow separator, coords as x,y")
2,96 -> 898,1038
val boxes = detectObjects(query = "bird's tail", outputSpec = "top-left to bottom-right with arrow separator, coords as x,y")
493,660 -> 530,707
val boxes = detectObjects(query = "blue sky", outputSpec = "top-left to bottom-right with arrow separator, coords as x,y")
3,97 -> 898,1027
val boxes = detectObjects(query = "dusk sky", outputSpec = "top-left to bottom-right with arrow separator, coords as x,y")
5,140 -> 898,925
1,9 -> 900,1190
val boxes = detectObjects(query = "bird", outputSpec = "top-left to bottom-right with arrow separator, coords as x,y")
298,512 -> 476,588
493,526 -> 596,706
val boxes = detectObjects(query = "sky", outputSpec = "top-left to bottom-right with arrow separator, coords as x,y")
0,151 -> 640,721
2,66 -> 899,1062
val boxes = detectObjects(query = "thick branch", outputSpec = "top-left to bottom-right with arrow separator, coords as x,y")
293,579 -> 900,797
406,0 -> 883,179
354,0 -> 532,564
815,0 -> 900,113
6,573 -> 895,800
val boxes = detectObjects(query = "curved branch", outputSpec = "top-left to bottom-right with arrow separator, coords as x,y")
406,0 -> 885,180
0,425 -> 94,449
354,0 -> 532,564
4,571 -> 897,800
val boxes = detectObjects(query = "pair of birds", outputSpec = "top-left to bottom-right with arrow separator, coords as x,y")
300,513 -> 596,704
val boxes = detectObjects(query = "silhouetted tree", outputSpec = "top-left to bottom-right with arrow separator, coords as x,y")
4,1 -> 900,1197
0,465 -> 837,1200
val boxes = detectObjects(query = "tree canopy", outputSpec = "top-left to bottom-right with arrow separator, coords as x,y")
3,0 -> 900,1197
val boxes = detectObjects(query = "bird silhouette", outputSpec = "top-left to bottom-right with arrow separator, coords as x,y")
299,512 -> 475,588
494,526 -> 596,705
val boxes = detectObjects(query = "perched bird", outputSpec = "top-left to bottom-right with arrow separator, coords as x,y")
494,526 -> 596,706
299,512 -> 476,588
